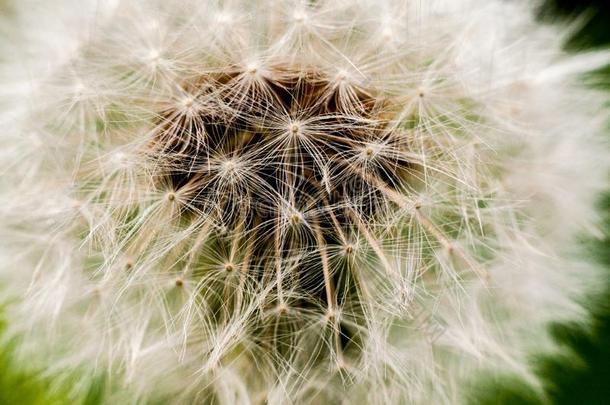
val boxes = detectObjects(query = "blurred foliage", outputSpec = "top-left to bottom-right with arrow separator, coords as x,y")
537,1 -> 610,404
473,193 -> 610,405
532,189 -> 610,405
474,1 -> 610,404
539,0 -> 610,49
0,314 -> 66,405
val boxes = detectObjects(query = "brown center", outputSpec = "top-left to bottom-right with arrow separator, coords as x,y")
150,65 -> 414,327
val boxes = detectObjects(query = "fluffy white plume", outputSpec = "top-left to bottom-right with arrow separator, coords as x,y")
0,0 -> 608,403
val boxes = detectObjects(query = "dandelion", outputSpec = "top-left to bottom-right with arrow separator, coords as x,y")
0,0 -> 608,403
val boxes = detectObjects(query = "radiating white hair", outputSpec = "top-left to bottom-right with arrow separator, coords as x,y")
0,0 -> 608,403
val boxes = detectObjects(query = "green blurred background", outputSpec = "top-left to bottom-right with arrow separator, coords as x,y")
0,1 -> 608,403
473,1 -> 610,404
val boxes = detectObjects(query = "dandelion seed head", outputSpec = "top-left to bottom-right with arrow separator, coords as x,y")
0,0 -> 608,404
